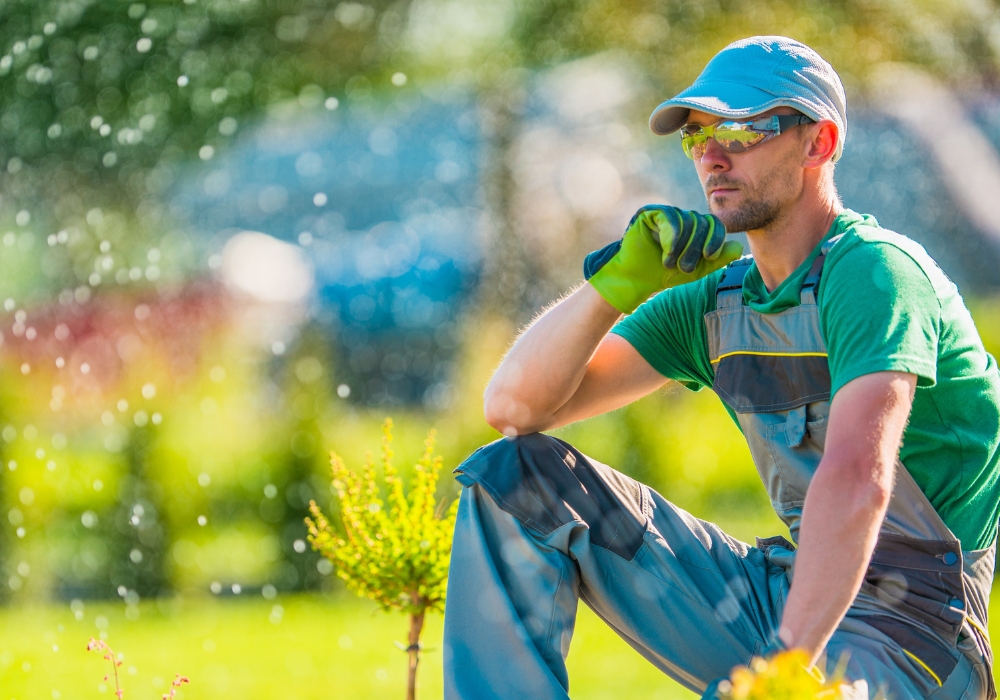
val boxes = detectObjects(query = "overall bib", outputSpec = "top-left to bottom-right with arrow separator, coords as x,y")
707,238 -> 996,698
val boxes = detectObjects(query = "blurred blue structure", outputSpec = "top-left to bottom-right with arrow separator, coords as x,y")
172,94 -> 484,407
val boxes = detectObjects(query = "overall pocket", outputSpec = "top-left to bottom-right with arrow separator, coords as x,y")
754,402 -> 829,512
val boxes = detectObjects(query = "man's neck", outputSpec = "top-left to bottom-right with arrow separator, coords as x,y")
746,197 -> 843,292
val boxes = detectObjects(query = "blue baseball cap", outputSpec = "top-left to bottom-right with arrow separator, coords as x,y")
649,36 -> 848,161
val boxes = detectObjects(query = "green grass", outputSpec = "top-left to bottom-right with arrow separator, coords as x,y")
1,589 -> 998,700
0,593 -> 692,700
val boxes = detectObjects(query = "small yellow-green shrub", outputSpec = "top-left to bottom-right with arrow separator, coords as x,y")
306,418 -> 458,700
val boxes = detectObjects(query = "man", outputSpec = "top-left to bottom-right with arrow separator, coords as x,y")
443,36 -> 999,700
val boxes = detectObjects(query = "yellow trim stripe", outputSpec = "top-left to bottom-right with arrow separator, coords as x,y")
966,615 -> 989,640
902,649 -> 943,687
710,350 -> 829,365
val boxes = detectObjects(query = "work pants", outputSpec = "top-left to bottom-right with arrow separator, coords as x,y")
442,434 -> 989,700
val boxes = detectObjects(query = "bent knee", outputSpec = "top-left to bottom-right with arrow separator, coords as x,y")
455,434 -> 646,560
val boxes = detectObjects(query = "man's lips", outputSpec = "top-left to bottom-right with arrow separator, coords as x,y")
709,187 -> 739,196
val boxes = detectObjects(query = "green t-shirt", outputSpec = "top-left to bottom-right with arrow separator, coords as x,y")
612,209 -> 1000,551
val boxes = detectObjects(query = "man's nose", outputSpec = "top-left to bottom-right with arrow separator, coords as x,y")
700,137 -> 731,171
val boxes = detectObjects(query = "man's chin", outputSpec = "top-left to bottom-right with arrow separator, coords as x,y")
707,202 -> 739,230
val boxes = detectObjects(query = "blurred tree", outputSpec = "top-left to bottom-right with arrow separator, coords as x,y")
0,429 -> 10,604
273,327 -> 334,593
0,0 -> 415,302
108,424 -> 170,599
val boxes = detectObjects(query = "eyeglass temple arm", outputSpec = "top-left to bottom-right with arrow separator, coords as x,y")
772,115 -> 816,129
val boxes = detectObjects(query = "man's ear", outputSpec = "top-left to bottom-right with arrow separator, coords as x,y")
802,120 -> 839,169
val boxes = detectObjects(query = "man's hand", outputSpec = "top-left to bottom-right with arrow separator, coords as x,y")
585,205 -> 744,314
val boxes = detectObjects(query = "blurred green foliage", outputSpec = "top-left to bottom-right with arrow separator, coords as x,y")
0,0 -> 408,205
0,0 -> 415,307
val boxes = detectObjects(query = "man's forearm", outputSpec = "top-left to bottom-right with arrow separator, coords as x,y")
484,283 -> 621,435
778,371 -> 912,665
778,457 -> 891,664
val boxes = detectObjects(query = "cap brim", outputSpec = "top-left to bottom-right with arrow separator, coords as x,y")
649,81 -> 824,135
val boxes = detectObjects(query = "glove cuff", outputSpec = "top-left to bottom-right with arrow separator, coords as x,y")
587,257 -> 656,315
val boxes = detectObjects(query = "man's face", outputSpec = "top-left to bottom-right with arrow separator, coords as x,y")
686,107 -> 807,233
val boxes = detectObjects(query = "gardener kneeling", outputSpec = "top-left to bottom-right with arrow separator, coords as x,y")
442,36 -> 999,700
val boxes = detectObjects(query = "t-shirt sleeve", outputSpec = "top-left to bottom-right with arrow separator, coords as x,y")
820,241 -> 940,397
608,274 -> 717,391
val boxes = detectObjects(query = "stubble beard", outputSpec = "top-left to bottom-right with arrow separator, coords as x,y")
713,193 -> 780,233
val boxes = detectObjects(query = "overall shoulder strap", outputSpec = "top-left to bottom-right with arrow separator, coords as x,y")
715,255 -> 753,308
800,234 -> 844,305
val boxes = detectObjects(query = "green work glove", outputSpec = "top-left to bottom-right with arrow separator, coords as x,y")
584,205 -> 743,314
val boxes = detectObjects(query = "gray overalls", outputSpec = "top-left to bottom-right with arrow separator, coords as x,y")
709,240 -> 995,697
442,244 -> 996,700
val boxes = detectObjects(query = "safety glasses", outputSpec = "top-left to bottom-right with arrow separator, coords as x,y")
680,115 -> 815,159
